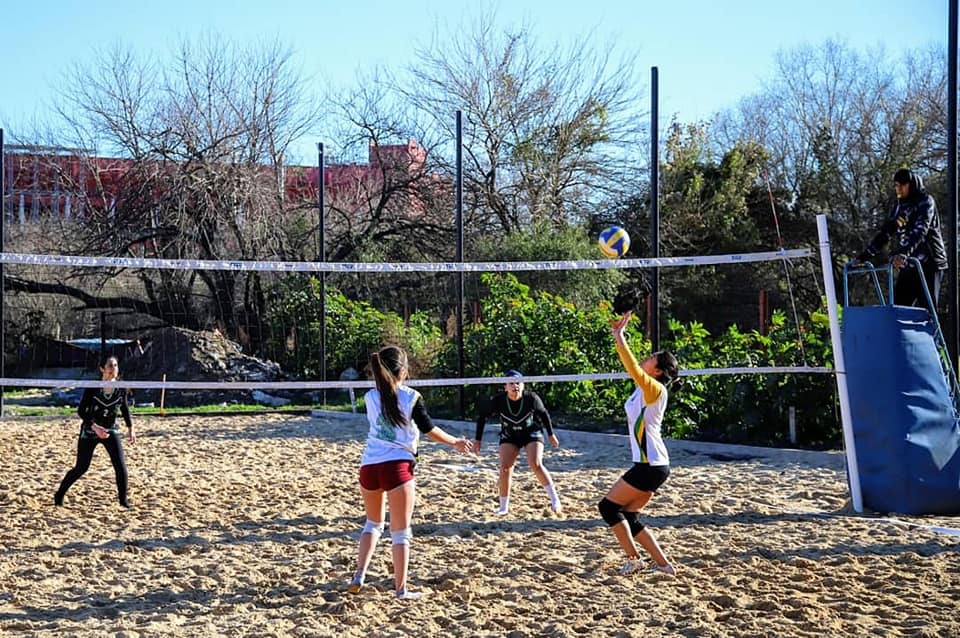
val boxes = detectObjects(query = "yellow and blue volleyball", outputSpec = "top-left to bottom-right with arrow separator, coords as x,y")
598,226 -> 630,258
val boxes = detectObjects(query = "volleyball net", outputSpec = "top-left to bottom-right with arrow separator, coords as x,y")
0,247 -> 832,408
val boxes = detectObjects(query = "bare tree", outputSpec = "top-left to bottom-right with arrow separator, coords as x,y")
714,40 -> 946,239
5,35 -> 324,350
320,73 -> 460,315
395,9 -> 647,234
325,73 -> 454,262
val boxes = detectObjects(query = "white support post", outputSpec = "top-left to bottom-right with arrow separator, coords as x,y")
816,214 -> 863,512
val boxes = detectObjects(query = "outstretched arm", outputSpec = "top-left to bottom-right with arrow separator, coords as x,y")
610,312 -> 643,382
610,312 -> 663,404
412,396 -> 474,454
427,427 -> 474,454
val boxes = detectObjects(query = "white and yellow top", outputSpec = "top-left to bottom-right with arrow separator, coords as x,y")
615,339 -> 670,467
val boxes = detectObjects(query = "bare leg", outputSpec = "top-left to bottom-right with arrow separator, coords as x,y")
387,479 -> 416,593
635,528 -> 673,571
610,520 -> 641,558
525,441 -> 560,511
524,441 -> 551,486
604,478 -> 672,569
352,486 -> 386,588
497,443 -> 521,513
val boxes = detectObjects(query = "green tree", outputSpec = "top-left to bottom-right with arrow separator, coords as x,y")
609,122 -> 813,335
468,223 -> 626,309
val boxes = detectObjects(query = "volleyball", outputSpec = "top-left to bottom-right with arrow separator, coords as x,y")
598,226 -> 630,258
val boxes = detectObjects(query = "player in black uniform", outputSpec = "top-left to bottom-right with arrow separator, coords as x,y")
54,355 -> 136,508
474,370 -> 562,515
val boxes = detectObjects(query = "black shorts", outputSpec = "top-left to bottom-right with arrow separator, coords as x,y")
622,463 -> 670,492
499,429 -> 544,448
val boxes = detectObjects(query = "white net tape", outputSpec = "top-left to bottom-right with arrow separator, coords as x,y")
0,249 -> 810,272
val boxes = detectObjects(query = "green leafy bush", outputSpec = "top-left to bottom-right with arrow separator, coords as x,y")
267,272 -> 840,449
264,276 -> 444,380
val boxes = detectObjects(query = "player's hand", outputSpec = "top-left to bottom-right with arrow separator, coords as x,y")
549,434 -> 560,448
453,438 -> 474,454
891,254 -> 907,269
472,440 -> 482,455
92,424 -> 109,439
128,430 -> 137,445
610,310 -> 632,334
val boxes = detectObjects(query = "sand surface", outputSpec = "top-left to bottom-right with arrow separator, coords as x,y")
1,413 -> 958,637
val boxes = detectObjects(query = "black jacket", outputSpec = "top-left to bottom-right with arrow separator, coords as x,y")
860,172 -> 948,270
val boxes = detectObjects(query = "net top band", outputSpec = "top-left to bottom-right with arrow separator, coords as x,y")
0,249 -> 812,273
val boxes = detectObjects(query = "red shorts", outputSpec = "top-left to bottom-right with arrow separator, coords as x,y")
359,460 -> 415,491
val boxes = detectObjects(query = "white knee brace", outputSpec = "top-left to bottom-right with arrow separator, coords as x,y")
362,519 -> 385,541
391,527 -> 413,546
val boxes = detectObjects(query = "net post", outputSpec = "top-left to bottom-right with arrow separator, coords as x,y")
816,214 -> 862,513
649,66 -> 661,350
0,127 -> 4,417
318,142 -> 327,408
948,0 -> 958,379
455,110 -> 465,419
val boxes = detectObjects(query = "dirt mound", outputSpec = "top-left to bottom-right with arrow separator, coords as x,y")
123,327 -> 286,407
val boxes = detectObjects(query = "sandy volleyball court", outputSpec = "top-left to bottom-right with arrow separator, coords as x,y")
1,412 -> 958,637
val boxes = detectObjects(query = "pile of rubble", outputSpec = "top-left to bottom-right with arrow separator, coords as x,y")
121,327 -> 294,408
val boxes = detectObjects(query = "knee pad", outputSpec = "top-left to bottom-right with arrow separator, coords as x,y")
362,519 -> 385,539
391,527 -> 413,546
598,498 -> 625,526
624,511 -> 645,536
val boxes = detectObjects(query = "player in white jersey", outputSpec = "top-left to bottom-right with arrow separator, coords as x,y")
348,345 -> 474,600
598,311 -> 681,576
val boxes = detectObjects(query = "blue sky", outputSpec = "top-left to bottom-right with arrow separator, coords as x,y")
0,0 -> 949,163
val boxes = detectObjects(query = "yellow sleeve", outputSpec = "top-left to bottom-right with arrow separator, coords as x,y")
615,338 -> 664,404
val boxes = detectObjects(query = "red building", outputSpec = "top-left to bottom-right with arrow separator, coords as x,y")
1,140 -> 428,227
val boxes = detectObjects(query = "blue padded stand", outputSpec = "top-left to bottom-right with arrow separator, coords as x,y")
842,305 -> 960,515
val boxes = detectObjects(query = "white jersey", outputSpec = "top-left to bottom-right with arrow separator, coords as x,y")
360,385 -> 424,466
615,338 -> 670,467
624,383 -> 670,466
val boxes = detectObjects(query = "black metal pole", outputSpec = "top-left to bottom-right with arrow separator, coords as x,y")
318,142 -> 327,407
100,311 -> 106,360
1,128 -> 5,416
948,0 -> 958,369
455,111 -> 466,419
650,67 -> 661,350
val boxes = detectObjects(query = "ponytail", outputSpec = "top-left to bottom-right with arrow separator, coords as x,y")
370,346 -> 408,427
654,351 -> 681,391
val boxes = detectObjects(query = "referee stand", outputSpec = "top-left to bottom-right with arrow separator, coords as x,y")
841,260 -> 960,515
